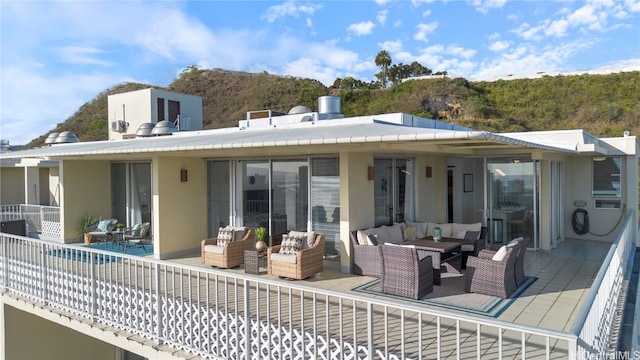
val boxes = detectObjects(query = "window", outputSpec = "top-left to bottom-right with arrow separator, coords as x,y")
157,98 -> 165,122
592,157 -> 621,198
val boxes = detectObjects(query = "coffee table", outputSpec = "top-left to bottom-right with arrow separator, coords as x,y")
404,237 -> 462,285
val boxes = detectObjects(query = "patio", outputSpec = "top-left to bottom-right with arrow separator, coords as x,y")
174,237 -> 611,334
0,232 -> 622,359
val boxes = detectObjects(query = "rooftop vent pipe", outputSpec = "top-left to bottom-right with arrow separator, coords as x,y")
53,131 -> 79,144
136,122 -> 156,137
150,120 -> 176,136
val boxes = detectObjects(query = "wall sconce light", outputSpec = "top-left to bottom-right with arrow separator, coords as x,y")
367,166 -> 375,181
180,169 -> 188,182
425,166 -> 432,178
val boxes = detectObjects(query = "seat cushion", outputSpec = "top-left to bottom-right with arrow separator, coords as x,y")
203,244 -> 225,254
382,223 -> 404,244
280,234 -> 304,254
271,252 -> 297,264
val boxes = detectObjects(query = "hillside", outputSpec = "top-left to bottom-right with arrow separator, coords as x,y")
24,69 -> 640,148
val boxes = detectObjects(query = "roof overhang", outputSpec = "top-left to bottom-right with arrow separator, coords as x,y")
0,119 -> 585,161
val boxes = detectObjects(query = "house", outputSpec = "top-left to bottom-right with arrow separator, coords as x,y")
0,91 -> 638,359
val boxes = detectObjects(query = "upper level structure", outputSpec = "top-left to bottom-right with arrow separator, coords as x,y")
107,88 -> 203,140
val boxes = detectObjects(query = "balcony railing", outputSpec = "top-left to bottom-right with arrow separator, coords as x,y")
0,204 -> 61,240
0,211 -> 636,359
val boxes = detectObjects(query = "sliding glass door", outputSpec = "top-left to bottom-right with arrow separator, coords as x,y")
374,158 -> 414,226
486,157 -> 538,248
207,161 -> 230,237
111,162 -> 152,230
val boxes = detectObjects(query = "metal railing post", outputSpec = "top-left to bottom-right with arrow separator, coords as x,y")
155,262 -> 163,345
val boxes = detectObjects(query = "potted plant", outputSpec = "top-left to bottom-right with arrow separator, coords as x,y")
79,214 -> 99,244
255,226 -> 267,251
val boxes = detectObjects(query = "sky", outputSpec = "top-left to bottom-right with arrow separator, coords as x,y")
1,0 -> 639,145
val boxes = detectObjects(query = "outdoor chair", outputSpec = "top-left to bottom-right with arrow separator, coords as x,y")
380,244 -> 433,300
123,222 -> 152,252
86,219 -> 118,246
460,226 -> 487,269
465,238 -> 521,298
201,227 -> 254,269
350,230 -> 382,277
512,237 -> 529,286
268,232 -> 325,280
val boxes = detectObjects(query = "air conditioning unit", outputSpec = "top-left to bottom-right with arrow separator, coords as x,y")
111,120 -> 128,133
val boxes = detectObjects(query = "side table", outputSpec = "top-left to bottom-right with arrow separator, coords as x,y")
244,249 -> 267,274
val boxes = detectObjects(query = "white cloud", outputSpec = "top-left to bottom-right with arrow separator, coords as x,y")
56,46 -> 116,66
0,66 -> 124,144
379,40 -> 403,53
377,10 -> 388,25
347,21 -> 375,36
414,22 -> 438,42
626,0 -> 640,12
472,0 -> 508,14
262,1 -> 320,23
545,19 -> 569,37
489,40 -> 510,52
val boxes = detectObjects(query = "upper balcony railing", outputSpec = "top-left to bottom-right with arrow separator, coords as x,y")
0,204 -> 61,240
0,210 -> 636,359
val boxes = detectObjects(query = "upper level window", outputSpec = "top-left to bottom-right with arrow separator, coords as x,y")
592,156 -> 621,198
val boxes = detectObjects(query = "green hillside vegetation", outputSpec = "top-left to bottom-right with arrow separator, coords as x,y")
24,69 -> 640,149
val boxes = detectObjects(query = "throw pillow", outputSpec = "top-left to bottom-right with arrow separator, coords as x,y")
97,220 -> 112,232
453,229 -> 467,239
492,246 -> 508,261
130,223 -> 141,237
217,228 -> 235,246
404,226 -> 417,241
405,221 -> 426,238
280,234 -> 304,255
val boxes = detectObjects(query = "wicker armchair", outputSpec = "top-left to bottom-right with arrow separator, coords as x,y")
513,237 -> 529,286
350,231 -> 382,277
460,226 -> 487,269
380,245 -> 433,300
465,240 -> 520,298
268,234 -> 325,280
201,228 -> 254,268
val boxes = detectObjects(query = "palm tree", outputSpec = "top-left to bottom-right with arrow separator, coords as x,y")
375,50 -> 392,88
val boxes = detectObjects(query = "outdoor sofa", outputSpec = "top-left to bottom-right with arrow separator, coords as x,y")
351,221 -> 486,280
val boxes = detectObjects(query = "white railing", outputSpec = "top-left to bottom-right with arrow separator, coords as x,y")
0,204 -> 61,239
571,209 -> 637,359
1,235 -> 584,360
